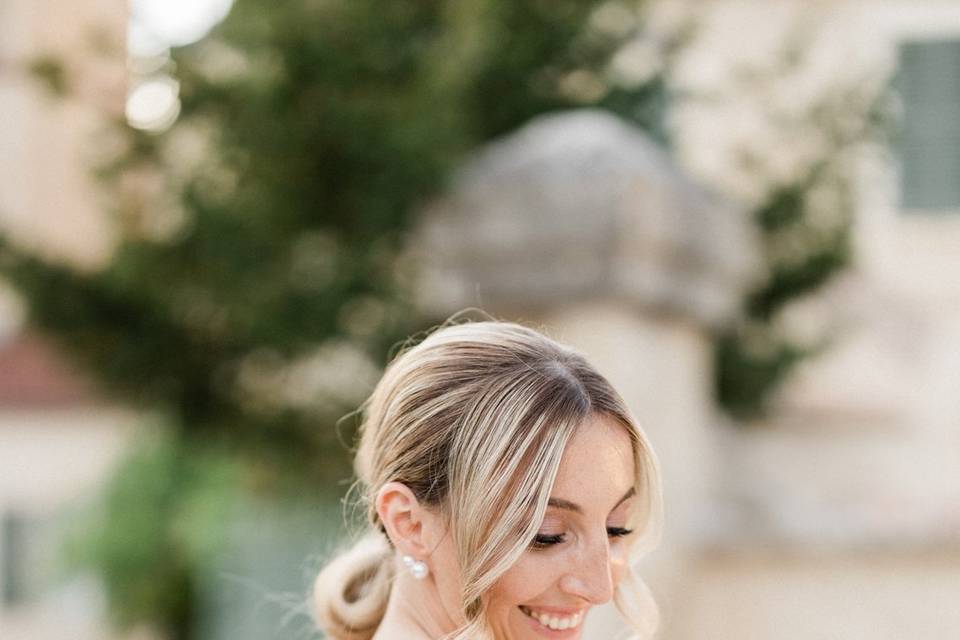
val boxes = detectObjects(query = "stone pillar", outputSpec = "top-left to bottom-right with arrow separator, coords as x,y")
414,110 -> 758,638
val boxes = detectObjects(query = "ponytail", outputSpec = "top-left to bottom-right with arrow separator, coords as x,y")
313,532 -> 394,640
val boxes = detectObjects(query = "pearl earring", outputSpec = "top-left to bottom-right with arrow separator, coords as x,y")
402,554 -> 429,580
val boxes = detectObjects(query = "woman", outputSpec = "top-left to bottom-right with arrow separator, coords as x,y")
314,320 -> 663,639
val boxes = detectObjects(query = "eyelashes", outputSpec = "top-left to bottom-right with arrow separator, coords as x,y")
530,527 -> 634,550
607,526 -> 633,539
531,533 -> 566,549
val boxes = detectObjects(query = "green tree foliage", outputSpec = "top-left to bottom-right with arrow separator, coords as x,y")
11,0 -> 668,468
62,429 -> 243,639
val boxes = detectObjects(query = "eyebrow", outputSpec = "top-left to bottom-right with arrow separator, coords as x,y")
547,486 -> 636,515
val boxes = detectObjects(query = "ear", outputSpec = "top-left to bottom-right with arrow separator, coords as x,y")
375,481 -> 437,558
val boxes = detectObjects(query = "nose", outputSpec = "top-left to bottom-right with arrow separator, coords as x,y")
558,536 -> 616,605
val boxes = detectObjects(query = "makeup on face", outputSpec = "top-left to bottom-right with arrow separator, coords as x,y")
529,486 -> 638,549
484,415 -> 643,639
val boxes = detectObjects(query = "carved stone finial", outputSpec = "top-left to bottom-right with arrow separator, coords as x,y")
416,109 -> 759,328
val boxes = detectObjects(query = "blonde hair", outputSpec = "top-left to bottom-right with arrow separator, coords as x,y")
314,319 -> 663,639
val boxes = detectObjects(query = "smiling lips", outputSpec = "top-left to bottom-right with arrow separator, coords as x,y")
519,606 -> 585,631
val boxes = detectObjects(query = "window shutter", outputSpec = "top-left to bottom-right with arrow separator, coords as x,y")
1,511 -> 27,606
897,39 -> 960,211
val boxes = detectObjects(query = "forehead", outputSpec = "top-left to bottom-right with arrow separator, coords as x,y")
550,413 -> 635,505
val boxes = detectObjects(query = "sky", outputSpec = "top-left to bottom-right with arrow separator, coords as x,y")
128,0 -> 234,57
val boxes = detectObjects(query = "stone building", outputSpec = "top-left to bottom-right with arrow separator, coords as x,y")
0,1 -> 131,639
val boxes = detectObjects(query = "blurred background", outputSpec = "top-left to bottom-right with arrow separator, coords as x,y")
1,0 -> 959,639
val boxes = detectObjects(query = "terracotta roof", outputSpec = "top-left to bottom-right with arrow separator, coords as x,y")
0,333 -> 94,408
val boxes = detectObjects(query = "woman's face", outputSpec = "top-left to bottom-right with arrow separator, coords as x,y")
483,412 -> 640,639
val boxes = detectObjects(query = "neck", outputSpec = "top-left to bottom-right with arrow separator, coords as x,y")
373,555 -> 457,640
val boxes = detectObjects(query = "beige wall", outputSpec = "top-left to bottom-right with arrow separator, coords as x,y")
674,549 -> 960,640
0,408 -> 135,640
0,408 -> 133,511
0,0 -> 124,267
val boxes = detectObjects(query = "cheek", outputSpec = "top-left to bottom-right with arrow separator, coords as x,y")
487,554 -> 555,613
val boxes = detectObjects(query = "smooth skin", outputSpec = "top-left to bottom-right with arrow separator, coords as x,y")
373,413 -> 639,639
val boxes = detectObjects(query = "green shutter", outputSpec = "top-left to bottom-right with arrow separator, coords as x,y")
897,39 -> 960,211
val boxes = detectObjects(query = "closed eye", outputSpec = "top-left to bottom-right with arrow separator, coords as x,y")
531,533 -> 566,549
530,527 -> 635,550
